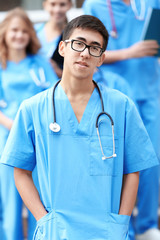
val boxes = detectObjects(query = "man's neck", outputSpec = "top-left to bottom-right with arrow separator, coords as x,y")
60,75 -> 95,98
60,75 -> 95,123
45,21 -> 65,41
7,49 -> 26,63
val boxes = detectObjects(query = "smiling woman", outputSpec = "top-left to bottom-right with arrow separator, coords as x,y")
0,8 -> 40,69
0,7 -> 58,240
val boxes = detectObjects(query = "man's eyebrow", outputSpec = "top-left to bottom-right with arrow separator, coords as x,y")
75,37 -> 102,47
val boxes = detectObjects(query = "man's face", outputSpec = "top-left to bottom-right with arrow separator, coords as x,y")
59,28 -> 105,80
43,0 -> 71,24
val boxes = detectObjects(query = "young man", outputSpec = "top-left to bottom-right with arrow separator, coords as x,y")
1,15 -> 159,240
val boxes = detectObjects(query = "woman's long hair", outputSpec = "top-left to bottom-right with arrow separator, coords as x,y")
0,7 -> 41,69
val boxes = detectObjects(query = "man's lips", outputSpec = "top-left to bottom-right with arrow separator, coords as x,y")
76,61 -> 89,67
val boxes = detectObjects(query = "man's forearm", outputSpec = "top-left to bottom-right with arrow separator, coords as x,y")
119,172 -> 139,216
14,168 -> 47,221
0,111 -> 13,130
103,40 -> 159,64
103,49 -> 130,63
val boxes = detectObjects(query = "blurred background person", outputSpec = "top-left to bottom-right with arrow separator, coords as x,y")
83,0 -> 160,240
35,0 -> 72,77
0,7 -> 58,240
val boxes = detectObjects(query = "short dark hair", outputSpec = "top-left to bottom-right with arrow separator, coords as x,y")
62,15 -> 109,51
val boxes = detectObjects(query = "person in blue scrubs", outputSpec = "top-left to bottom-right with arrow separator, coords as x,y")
94,67 -> 133,99
0,15 -> 159,240
83,1 -> 160,239
0,7 -> 58,240
35,0 -> 72,77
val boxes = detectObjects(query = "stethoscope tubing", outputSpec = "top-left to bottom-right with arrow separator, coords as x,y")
50,80 -> 116,160
107,0 -> 146,38
51,79 -> 109,125
52,79 -> 61,124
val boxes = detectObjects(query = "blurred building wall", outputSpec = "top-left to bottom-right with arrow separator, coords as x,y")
0,0 -> 84,11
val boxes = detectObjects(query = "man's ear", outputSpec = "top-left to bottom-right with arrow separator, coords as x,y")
58,41 -> 65,57
96,52 -> 106,67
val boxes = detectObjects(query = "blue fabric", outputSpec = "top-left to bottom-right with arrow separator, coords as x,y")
83,0 -> 160,100
1,83 -> 159,240
0,182 -> 4,240
94,67 -> 133,99
33,210 -> 130,240
0,54 -> 58,240
134,98 -> 160,234
35,23 -> 60,58
83,0 -> 160,235
0,165 -> 23,240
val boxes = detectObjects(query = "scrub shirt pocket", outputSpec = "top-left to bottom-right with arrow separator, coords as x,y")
107,213 -> 130,240
90,136 -> 118,176
33,210 -> 56,240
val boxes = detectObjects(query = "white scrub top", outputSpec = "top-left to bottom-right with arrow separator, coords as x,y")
35,23 -> 61,58
1,83 -> 158,239
0,54 -> 58,156
83,0 -> 160,100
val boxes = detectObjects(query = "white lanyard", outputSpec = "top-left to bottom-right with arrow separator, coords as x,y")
130,0 -> 146,20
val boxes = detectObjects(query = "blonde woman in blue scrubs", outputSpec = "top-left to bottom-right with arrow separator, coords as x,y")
83,1 -> 160,239
0,8 -> 58,240
1,15 -> 159,240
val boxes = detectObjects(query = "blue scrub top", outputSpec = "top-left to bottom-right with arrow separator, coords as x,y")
35,23 -> 61,58
83,0 -> 160,100
94,68 -> 133,98
1,83 -> 158,239
0,54 -> 58,156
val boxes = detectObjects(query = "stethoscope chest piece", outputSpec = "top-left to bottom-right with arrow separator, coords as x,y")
110,30 -> 118,39
49,122 -> 61,132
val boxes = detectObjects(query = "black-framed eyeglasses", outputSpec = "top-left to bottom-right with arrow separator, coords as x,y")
65,39 -> 104,57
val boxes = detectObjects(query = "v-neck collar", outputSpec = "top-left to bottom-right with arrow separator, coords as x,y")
57,84 -> 100,135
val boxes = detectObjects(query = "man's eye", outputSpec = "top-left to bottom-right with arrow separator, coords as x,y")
91,46 -> 99,52
75,42 -> 84,46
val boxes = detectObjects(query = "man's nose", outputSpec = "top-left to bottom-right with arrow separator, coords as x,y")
80,47 -> 90,57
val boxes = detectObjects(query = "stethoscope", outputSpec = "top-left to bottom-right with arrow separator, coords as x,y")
29,67 -> 50,88
0,67 -> 50,109
107,0 -> 146,38
49,80 -> 117,160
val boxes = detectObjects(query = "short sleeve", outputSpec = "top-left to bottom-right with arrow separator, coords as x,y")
124,99 -> 159,174
1,101 -> 36,171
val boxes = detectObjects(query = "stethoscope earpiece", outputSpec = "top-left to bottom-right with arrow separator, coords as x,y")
49,122 -> 61,132
102,153 -> 117,161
